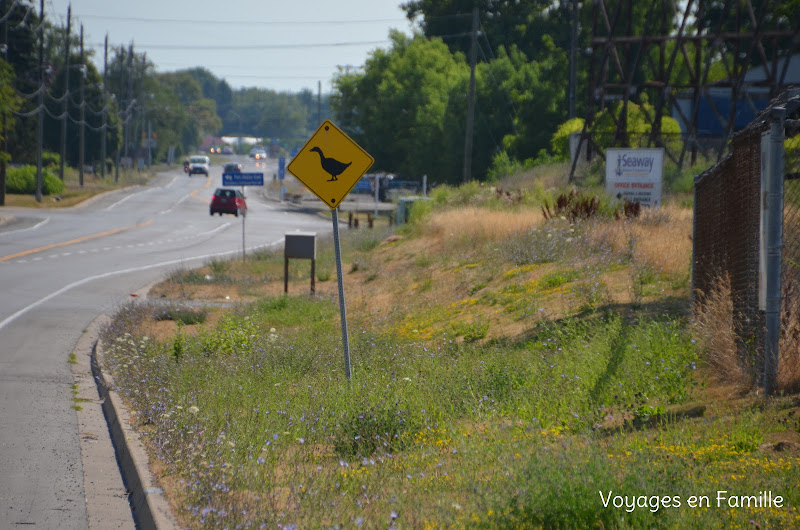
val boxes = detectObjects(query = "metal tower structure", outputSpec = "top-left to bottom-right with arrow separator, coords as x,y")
571,0 -> 800,178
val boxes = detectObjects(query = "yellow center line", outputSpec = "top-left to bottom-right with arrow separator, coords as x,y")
0,219 -> 154,263
190,177 -> 213,204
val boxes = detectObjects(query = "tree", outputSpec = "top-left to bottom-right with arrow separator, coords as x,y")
187,98 -> 222,142
494,38 -> 569,164
1,58 -> 23,205
333,31 -> 469,182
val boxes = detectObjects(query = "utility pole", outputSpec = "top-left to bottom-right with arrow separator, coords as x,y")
59,5 -> 70,181
462,5 -> 478,183
78,24 -> 84,186
1,0 -> 8,206
35,0 -> 44,202
568,0 -> 578,119
140,52 -> 147,168
124,42 -> 134,159
101,34 -> 107,179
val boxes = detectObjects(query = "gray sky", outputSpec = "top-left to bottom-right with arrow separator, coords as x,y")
45,0 -> 415,93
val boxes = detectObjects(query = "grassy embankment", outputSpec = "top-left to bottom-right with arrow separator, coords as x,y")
101,162 -> 800,528
3,165 -> 159,208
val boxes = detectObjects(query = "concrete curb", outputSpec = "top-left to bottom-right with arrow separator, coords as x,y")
92,334 -> 179,530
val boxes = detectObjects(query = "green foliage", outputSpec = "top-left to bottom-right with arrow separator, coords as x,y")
407,197 -> 434,225
6,165 -> 65,195
496,39 -> 569,164
153,305 -> 208,326
593,101 -> 682,152
453,319 -> 489,342
663,157 -> 712,194
333,402 -> 412,458
0,59 -> 21,152
334,32 -> 468,182
539,269 -> 580,289
550,117 -> 585,161
42,151 -> 60,169
487,150 -> 532,181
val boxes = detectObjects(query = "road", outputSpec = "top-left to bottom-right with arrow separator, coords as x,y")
0,156 -> 331,528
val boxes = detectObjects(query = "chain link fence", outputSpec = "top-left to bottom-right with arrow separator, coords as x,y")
781,130 -> 800,389
693,90 -> 800,393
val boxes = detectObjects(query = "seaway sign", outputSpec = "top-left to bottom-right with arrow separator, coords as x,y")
605,148 -> 664,207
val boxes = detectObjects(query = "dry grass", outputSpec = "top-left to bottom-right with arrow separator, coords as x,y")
692,274 -> 751,390
496,162 -> 571,191
779,280 -> 800,392
586,205 -> 693,278
425,206 -> 545,247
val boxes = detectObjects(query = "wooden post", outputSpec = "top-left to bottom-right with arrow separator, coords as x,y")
310,259 -> 316,294
284,256 -> 289,293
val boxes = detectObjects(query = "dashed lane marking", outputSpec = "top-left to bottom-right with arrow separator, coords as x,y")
0,220 -> 154,263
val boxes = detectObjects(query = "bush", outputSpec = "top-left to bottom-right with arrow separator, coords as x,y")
6,165 -> 65,195
42,151 -> 60,169
487,150 -> 532,181
550,117 -> 585,161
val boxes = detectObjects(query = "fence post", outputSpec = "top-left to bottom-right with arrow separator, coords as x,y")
764,106 -> 786,396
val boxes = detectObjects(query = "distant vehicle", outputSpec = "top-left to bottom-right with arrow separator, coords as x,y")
249,146 -> 267,160
352,176 -> 372,194
209,146 -> 221,154
223,162 -> 242,173
210,188 -> 247,217
188,155 -> 210,176
222,146 -> 234,155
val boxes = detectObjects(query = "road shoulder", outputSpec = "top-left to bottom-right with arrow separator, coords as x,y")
72,309 -> 179,529
71,315 -> 137,529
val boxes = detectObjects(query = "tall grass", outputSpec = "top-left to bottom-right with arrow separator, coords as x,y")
692,274 -> 750,390
100,178 -> 800,528
102,302 -> 702,528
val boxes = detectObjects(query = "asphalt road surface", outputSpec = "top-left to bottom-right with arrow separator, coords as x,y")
0,157 -> 331,528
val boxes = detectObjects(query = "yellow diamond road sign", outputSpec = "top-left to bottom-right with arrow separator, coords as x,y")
287,120 -> 374,209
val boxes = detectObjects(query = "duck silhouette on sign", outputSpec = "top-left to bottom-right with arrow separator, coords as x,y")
310,146 -> 351,182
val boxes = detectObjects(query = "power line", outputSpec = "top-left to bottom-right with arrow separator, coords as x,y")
88,39 -> 392,51
73,13 -> 408,26
0,0 -> 21,24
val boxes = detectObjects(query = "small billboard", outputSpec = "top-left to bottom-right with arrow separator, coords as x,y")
605,148 -> 664,207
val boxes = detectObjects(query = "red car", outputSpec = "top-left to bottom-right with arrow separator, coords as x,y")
210,188 -> 247,217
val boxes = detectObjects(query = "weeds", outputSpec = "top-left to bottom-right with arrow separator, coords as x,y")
152,305 -> 208,325
693,274 -> 750,390
99,179 -> 800,528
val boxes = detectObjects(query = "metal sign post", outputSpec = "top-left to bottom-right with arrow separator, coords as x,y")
222,172 -> 263,263
331,208 -> 351,379
242,185 -> 246,262
287,120 -> 374,379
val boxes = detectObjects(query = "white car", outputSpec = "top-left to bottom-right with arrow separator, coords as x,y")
188,156 -> 210,176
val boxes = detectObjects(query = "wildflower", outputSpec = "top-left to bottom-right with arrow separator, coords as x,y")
188,406 -> 199,414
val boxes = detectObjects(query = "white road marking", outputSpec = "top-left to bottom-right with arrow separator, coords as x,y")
0,217 -> 50,235
104,189 -> 146,211
0,237 -> 285,331
2,222 -> 234,264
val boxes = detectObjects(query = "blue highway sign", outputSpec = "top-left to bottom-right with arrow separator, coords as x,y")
223,172 -> 264,186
